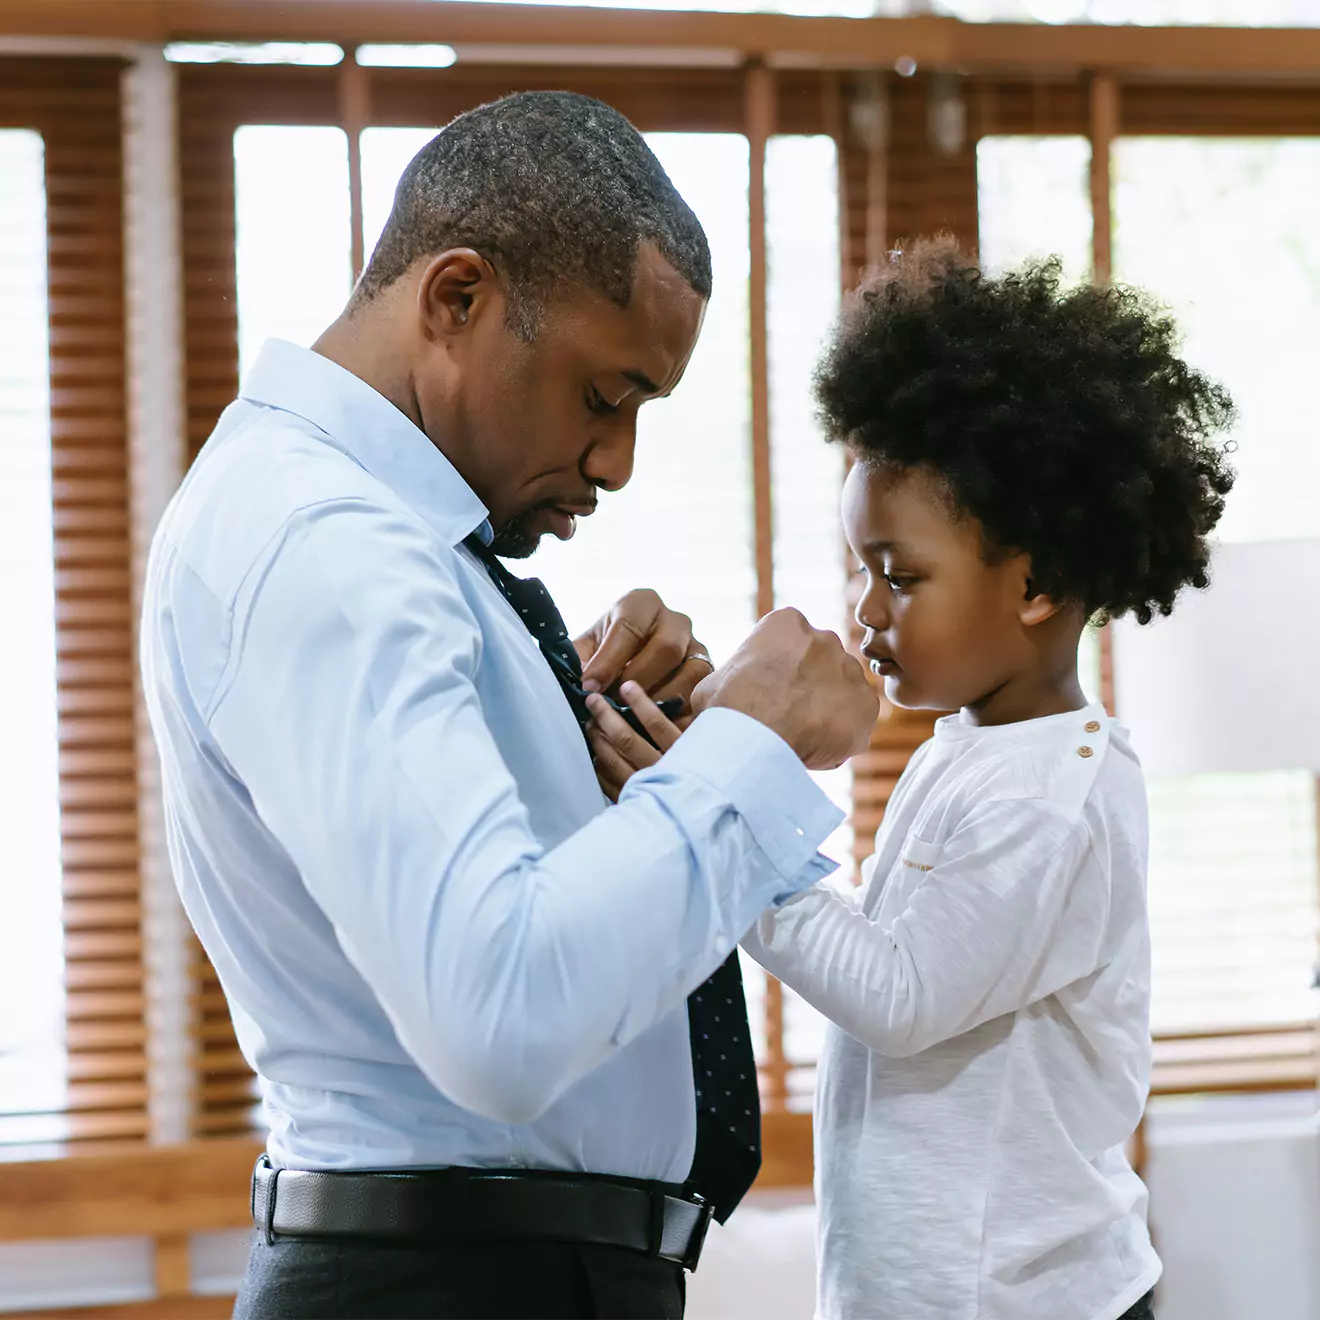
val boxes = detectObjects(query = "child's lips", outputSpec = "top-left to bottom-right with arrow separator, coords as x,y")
869,656 -> 900,677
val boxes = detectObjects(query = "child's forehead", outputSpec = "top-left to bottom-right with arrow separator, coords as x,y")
843,462 -> 965,546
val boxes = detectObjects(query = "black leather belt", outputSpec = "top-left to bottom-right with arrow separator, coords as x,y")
250,1156 -> 714,1273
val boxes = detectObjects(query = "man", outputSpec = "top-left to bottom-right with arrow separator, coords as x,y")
141,91 -> 877,1319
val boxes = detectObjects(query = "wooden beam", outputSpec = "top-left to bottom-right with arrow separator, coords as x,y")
755,1109 -> 813,1188
338,55 -> 370,281
4,3 -> 1320,79
0,1138 -> 261,1241
746,57 -> 775,622
1088,71 -> 1118,716
152,1234 -> 192,1299
1088,71 -> 1118,288
15,1297 -> 237,1320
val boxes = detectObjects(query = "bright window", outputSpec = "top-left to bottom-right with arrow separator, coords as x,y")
1113,138 -> 1320,545
232,125 -> 353,381
0,128 -> 66,1138
977,130 -> 1320,1035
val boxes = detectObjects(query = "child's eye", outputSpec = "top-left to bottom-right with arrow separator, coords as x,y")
884,573 -> 917,593
586,386 -> 619,417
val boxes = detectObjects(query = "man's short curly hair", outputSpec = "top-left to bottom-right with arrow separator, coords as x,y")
355,90 -> 711,340
814,237 -> 1237,625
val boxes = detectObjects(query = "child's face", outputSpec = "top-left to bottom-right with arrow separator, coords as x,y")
843,461 -> 1037,713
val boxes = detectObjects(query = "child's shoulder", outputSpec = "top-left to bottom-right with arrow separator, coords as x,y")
911,705 -> 1143,837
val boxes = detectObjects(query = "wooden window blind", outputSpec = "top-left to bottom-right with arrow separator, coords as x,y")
837,71 -> 972,872
172,56 -> 1320,1159
0,57 -> 148,1152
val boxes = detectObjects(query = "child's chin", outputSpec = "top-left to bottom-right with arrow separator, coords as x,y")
884,674 -> 945,713
883,673 -> 916,707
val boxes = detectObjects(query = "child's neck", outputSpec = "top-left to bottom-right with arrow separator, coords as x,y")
961,663 -> 1089,729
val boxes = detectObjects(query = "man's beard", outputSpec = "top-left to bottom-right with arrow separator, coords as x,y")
489,511 -> 542,560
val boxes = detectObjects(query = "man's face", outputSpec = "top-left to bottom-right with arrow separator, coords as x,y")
416,243 -> 706,558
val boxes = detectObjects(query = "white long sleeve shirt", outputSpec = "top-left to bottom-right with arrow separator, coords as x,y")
140,338 -> 843,1175
744,703 -> 1161,1320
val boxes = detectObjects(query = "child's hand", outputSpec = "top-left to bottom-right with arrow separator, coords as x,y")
587,681 -> 685,802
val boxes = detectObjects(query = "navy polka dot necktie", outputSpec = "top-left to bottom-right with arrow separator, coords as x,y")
465,534 -> 761,1222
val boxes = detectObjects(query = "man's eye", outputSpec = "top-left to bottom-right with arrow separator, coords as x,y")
587,387 -> 619,416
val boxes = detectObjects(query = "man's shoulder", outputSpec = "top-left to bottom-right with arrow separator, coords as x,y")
156,401 -> 422,610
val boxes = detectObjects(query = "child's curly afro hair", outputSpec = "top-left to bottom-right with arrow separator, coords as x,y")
814,237 -> 1237,624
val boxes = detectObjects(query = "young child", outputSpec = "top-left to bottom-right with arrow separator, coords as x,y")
589,238 -> 1235,1320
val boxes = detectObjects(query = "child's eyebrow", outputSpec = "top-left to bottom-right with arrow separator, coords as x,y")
862,539 -> 911,556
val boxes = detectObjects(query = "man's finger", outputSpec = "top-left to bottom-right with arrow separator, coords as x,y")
615,613 -> 693,695
578,592 -> 663,693
618,682 -> 683,752
585,692 -> 662,771
650,650 -> 715,708
587,729 -> 626,802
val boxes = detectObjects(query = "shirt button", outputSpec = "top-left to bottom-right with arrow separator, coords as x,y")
1078,746 -> 1094,759
1085,720 -> 1101,733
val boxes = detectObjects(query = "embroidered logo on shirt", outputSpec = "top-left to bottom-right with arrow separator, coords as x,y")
902,857 -> 934,872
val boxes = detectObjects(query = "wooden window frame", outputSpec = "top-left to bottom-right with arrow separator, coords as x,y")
4,11 -> 1320,1313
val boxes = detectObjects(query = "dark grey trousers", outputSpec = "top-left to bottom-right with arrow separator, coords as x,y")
1119,1289 -> 1157,1320
233,1231 -> 685,1320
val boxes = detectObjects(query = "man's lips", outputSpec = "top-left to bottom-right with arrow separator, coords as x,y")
543,503 -> 596,542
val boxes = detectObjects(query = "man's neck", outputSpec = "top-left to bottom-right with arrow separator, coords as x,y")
313,309 -> 425,435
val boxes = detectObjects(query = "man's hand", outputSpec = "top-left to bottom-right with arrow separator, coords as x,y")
691,608 -> 879,770
586,683 -> 684,802
574,589 -> 712,710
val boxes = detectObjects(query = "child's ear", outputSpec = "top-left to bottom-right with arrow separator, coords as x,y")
1019,577 -> 1063,627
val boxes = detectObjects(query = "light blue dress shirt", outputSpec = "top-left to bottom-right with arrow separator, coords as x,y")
141,339 -> 843,1179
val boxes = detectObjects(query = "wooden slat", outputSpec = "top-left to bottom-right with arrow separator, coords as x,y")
66,963 -> 145,992
17,1296 -> 238,1320
0,1111 -> 150,1150
64,931 -> 143,960
63,897 -> 142,928
65,1051 -> 151,1082
65,1021 -> 148,1052
755,1109 -> 813,1189
65,989 -> 146,1019
154,1234 -> 192,1300
0,1138 -> 261,1240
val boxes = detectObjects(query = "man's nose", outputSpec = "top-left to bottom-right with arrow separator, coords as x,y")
583,419 -> 637,494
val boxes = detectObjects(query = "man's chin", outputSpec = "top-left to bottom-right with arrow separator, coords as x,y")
489,521 -> 542,560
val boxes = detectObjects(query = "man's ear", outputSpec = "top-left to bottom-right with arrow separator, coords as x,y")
416,248 -> 501,345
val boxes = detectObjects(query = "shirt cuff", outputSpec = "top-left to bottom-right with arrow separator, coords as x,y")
647,706 -> 845,893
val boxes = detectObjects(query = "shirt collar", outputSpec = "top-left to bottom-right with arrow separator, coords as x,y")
240,338 -> 489,547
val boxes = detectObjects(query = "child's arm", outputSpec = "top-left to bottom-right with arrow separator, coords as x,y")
742,798 -> 1110,1057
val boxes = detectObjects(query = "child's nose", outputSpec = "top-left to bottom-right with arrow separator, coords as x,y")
855,578 -> 890,633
